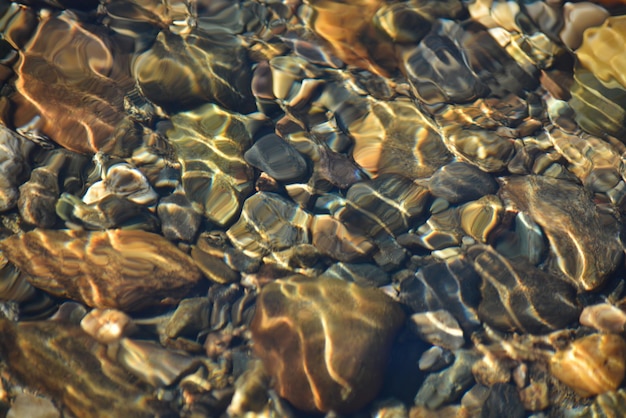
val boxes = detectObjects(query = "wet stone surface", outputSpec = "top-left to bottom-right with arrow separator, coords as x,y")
1,1 -> 626,417
250,274 -> 405,414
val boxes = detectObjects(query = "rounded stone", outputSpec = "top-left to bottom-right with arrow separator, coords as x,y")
550,333 -> 626,398
244,133 -> 308,182
250,275 -> 405,414
429,162 -> 498,204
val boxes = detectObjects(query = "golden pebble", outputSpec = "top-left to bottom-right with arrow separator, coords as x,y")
577,16 -> 626,87
550,334 -> 626,397
80,308 -> 136,344
560,2 -> 609,50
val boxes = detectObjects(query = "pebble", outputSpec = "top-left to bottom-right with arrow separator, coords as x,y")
580,303 -> 626,334
414,349 -> 479,410
0,319 -> 176,417
311,215 -> 375,262
419,346 -> 455,372
459,195 -> 503,243
0,126 -> 31,212
133,29 -> 254,113
227,192 -> 312,258
6,392 -> 60,418
409,310 -> 465,351
164,297 -> 211,339
499,175 -> 623,291
337,174 -> 430,240
114,338 -> 205,387
570,15 -> 626,140
157,187 -> 202,242
11,11 -> 135,154
560,2 -> 609,50
18,155 -> 62,228
398,256 -> 482,333
80,308 -> 136,344
165,103 -> 260,227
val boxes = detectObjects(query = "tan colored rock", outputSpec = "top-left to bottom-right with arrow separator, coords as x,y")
250,275 -> 405,413
550,334 -> 626,397
0,229 -> 202,311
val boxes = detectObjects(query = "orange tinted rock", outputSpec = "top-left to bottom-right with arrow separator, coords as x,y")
0,229 -> 203,311
250,275 -> 405,413
304,0 -> 396,76
550,334 -> 626,397
11,11 -> 135,155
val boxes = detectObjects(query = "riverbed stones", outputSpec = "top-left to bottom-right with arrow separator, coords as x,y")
3,1 -> 626,416
250,275 -> 405,413
409,310 -> 465,351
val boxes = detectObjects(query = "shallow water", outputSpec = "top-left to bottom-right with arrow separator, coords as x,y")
1,1 -> 626,417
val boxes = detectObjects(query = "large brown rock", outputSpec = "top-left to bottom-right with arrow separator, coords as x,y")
12,11 -> 136,155
0,319 -> 175,418
250,275 -> 405,413
0,229 -> 203,311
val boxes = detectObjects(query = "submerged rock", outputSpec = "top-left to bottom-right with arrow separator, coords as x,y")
165,103 -> 261,227
570,16 -> 626,140
0,229 -> 203,311
11,11 -> 136,155
244,133 -> 308,182
0,126 -> 32,212
227,192 -> 312,258
250,275 -> 405,413
133,29 -> 254,113
0,319 -> 175,417
550,333 -> 626,398
499,175 -> 622,291
468,244 -> 580,334
429,162 -> 498,204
